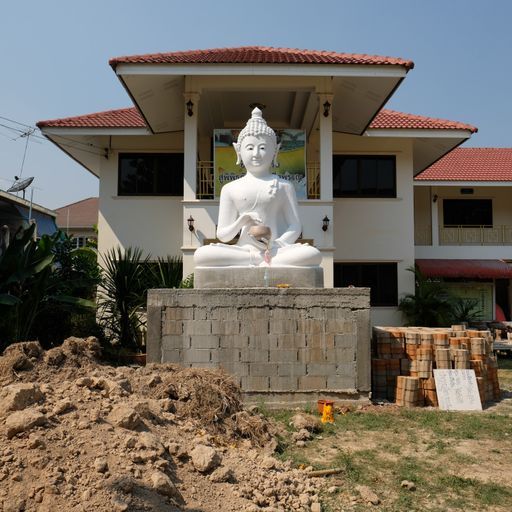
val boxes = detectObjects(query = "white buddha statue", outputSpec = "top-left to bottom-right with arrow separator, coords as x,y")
194,108 -> 322,268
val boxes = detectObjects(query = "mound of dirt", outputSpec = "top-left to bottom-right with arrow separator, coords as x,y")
0,338 -> 326,511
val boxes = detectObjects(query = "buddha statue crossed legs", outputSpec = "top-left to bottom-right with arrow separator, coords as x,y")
194,108 -> 322,268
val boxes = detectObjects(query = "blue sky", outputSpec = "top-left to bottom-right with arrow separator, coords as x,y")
1,0 -> 511,209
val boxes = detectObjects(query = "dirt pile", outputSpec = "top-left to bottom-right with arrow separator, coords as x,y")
0,338 -> 326,512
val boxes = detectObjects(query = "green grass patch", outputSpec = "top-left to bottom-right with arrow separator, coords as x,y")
397,408 -> 511,440
426,439 -> 448,454
332,450 -> 365,484
333,410 -> 397,431
395,456 -> 427,486
437,475 -> 512,507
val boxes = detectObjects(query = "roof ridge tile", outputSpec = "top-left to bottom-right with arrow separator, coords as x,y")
108,45 -> 414,69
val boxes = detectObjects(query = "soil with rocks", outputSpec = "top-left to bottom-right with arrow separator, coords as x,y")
0,338 -> 326,512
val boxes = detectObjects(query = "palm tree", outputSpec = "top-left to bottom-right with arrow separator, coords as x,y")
98,246 -> 150,352
399,266 -> 453,326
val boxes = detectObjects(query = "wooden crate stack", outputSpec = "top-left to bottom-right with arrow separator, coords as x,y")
372,326 -> 501,407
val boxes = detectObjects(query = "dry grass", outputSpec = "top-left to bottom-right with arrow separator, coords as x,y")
268,355 -> 512,511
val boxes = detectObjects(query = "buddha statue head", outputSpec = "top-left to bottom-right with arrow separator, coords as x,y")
233,107 -> 281,176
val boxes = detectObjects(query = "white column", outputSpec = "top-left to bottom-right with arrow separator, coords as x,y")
318,93 -> 334,287
318,93 -> 333,201
183,92 -> 200,201
431,186 -> 439,247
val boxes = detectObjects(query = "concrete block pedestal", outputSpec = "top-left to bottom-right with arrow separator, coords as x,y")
147,288 -> 371,407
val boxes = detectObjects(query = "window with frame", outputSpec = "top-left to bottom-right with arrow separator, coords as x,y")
333,155 -> 396,197
443,199 -> 493,227
333,262 -> 398,306
118,153 -> 184,196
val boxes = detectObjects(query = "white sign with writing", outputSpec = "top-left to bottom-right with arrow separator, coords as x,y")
434,369 -> 482,411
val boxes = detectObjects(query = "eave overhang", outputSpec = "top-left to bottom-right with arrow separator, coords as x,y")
414,180 -> 512,187
112,62 -> 409,137
365,128 -> 474,175
0,190 -> 57,218
39,131 -> 109,178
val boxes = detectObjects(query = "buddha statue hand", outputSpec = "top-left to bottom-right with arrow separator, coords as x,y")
248,225 -> 271,248
239,211 -> 263,227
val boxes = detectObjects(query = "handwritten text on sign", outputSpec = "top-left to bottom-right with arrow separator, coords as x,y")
433,369 -> 482,411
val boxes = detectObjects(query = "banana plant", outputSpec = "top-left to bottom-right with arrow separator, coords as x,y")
0,226 -> 97,348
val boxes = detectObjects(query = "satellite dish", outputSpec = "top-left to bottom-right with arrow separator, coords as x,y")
7,176 -> 34,193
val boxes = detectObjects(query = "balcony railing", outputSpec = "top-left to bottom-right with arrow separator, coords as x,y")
197,161 -> 214,199
196,161 -> 321,200
415,225 -> 512,246
440,225 -> 512,245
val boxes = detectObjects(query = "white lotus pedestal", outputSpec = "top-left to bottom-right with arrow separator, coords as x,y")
194,266 -> 324,289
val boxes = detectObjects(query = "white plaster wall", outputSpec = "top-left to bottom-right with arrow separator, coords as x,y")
96,131 -> 416,328
332,134 -> 415,326
98,134 -> 184,260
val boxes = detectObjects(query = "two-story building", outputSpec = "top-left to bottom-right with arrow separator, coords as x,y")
37,46 -> 482,325
414,148 -> 512,322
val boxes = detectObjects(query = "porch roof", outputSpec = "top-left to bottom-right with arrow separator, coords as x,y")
108,45 -> 415,138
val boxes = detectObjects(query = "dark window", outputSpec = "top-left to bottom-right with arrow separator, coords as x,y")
443,199 -> 492,227
333,262 -> 398,306
333,155 -> 396,197
118,153 -> 184,196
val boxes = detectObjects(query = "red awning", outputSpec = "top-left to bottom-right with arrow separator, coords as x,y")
416,259 -> 512,279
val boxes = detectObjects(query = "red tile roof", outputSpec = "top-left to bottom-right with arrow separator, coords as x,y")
37,107 -> 476,133
37,107 -> 144,129
370,109 -> 477,132
109,46 -> 414,70
55,197 -> 98,228
415,148 -> 512,182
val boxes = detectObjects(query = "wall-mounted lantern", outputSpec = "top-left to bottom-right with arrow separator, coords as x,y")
322,215 -> 330,232
186,99 -> 194,117
187,215 -> 195,232
323,100 -> 331,117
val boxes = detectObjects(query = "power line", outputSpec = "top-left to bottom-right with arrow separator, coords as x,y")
0,118 -> 107,157
0,115 -> 109,151
0,115 -> 34,129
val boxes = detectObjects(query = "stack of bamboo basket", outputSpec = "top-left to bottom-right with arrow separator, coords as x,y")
372,326 -> 500,407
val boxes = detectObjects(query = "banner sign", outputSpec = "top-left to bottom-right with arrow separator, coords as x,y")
213,129 -> 307,199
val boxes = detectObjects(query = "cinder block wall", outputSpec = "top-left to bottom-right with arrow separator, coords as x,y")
147,288 -> 371,405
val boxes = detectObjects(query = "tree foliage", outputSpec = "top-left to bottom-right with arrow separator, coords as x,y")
97,248 -> 190,353
0,226 -> 99,350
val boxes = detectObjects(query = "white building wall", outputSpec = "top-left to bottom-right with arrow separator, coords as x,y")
96,132 -> 417,327
97,134 -> 184,260
331,134 -> 416,326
